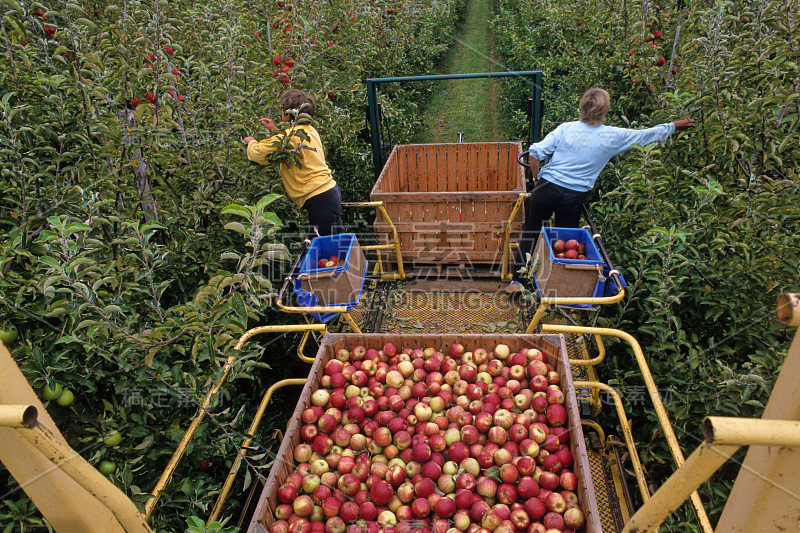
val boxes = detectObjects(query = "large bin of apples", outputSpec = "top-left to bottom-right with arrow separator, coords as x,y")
248,334 -> 601,533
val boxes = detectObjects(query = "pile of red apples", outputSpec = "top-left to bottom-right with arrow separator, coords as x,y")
270,342 -> 586,533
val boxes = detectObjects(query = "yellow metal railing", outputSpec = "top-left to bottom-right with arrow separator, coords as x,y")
543,325 -> 713,532
342,201 -> 406,280
207,378 -> 306,523
574,382 -> 650,502
501,193 -> 530,280
145,324 -> 326,519
525,279 -> 626,332
622,417 -> 800,533
0,405 -> 153,532
205,323 -> 337,524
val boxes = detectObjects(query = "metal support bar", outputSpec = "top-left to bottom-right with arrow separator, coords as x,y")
541,327 -> 607,367
548,326 -> 713,532
573,381 -> 650,502
297,329 -> 316,363
366,71 -> 544,178
580,419 -> 606,448
339,312 -> 363,334
17,422 -> 153,532
703,417 -> 800,447
501,193 -> 530,280
621,441 -> 739,533
0,405 -> 38,428
208,378 -> 306,524
777,292 -> 800,326
525,283 -> 625,332
145,324 -> 326,518
342,201 -> 406,280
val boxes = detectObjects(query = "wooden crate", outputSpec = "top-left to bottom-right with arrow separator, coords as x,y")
247,333 -> 602,533
370,143 -> 526,265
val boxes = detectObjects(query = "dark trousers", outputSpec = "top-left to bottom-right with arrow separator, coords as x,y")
303,185 -> 342,236
513,179 -> 587,281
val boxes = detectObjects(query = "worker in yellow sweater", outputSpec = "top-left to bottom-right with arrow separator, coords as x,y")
243,90 -> 342,236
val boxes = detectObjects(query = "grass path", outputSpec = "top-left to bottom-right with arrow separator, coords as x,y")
414,0 -> 508,144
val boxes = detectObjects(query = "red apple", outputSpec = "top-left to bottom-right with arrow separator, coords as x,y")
371,480 -> 393,505
415,477 -> 436,498
559,470 -> 578,491
538,471 -> 559,490
412,497 -> 431,518
563,507 -> 585,528
496,483 -> 518,505
542,511 -> 564,530
277,483 -> 298,503
433,497 -> 456,518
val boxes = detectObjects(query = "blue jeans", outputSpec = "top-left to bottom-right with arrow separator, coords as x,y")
513,179 -> 587,281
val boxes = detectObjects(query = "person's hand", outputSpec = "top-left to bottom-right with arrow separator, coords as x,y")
673,118 -> 694,130
242,136 -> 256,144
259,117 -> 278,131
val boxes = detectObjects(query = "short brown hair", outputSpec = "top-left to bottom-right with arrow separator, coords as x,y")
281,89 -> 316,117
579,88 -> 610,126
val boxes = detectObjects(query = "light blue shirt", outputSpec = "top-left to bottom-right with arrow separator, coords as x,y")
528,121 -> 676,192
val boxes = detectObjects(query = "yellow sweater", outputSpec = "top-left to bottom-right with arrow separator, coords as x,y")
246,124 -> 336,208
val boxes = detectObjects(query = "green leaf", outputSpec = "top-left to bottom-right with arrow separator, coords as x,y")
224,222 -> 248,235
255,193 -> 282,211
221,204 -> 252,219
38,256 -> 60,269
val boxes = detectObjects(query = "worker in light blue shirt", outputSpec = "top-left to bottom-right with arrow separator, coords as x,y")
507,88 -> 693,294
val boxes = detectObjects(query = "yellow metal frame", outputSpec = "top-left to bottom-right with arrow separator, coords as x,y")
342,201 -> 406,280
275,299 -> 362,334
574,381 -> 650,502
1,342 -> 152,533
207,321 -> 345,523
501,193 -> 530,280
145,324 -> 326,519
525,281 -> 626,333
580,418 -> 607,448
542,324 -> 714,532
208,378 -> 306,523
622,418 -> 800,533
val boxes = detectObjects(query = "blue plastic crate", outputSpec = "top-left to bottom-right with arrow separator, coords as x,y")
540,226 -> 603,264
293,234 -> 368,323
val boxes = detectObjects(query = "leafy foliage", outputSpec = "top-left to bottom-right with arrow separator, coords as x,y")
494,0 -> 798,528
0,0 -> 466,529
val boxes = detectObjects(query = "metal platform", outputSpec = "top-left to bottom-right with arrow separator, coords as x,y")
586,448 -> 630,532
350,279 -> 525,334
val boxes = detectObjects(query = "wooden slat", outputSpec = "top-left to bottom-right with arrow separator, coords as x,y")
510,142 -> 525,191
370,191 -> 520,202
397,145 -> 409,193
497,143 -> 511,190
467,145 -> 479,192
447,143 -> 459,193
487,142 -> 500,191
457,145 -> 470,191
476,144 -> 489,192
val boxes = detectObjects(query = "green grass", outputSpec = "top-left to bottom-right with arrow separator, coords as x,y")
414,0 -> 509,143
